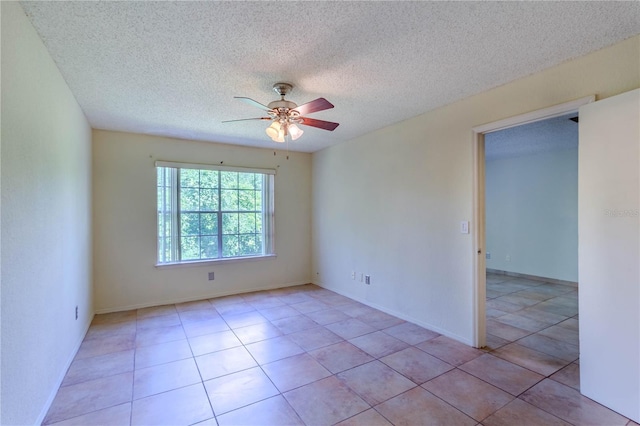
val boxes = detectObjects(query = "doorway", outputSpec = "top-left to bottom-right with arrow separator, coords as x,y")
482,114 -> 580,387
472,91 -> 639,422
471,95 -> 594,349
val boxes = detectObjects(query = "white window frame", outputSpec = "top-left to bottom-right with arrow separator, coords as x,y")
155,161 -> 276,266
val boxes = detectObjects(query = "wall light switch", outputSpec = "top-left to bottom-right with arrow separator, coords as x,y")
460,221 -> 470,234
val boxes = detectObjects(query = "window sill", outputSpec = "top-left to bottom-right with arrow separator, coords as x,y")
155,254 -> 277,269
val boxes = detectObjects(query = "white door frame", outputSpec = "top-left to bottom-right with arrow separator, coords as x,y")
470,95 -> 595,348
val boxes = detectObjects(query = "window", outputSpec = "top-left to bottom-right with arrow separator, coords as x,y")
156,161 -> 275,265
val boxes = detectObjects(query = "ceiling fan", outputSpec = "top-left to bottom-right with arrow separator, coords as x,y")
223,83 -> 339,143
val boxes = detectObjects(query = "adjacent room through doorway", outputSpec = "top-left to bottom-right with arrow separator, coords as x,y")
482,113 -> 580,383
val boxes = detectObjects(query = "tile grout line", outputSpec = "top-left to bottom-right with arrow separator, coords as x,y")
179,302 -> 217,425
219,300 -> 290,423
129,316 -> 138,426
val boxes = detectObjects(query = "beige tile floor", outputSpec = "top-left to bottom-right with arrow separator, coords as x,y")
43,278 -> 638,425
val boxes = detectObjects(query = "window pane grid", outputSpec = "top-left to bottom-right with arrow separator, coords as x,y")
157,167 -> 272,264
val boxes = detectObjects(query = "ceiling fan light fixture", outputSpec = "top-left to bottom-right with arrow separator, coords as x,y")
289,123 -> 304,140
266,121 -> 285,142
226,83 -> 339,144
265,121 -> 281,140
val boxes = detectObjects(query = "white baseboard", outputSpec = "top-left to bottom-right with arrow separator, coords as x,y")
36,312 -> 95,425
487,268 -> 578,287
313,282 -> 473,346
95,280 -> 311,314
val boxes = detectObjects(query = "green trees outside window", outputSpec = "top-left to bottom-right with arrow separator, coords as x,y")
157,164 -> 274,264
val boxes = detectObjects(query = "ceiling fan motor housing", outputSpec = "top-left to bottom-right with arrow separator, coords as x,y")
268,83 -> 299,121
267,99 -> 298,110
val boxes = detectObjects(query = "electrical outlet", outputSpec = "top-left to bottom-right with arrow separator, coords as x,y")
506,254 -> 511,262
208,271 -> 215,281
351,271 -> 356,280
75,305 -> 78,320
365,275 -> 371,285
486,252 -> 491,260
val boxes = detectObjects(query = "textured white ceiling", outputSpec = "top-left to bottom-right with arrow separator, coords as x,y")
19,1 -> 640,153
485,113 -> 578,161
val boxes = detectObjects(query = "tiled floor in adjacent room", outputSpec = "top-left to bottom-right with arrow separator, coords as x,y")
44,278 -> 637,425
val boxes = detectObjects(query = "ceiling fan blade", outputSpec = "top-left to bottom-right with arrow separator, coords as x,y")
299,117 -> 340,131
222,117 -> 271,123
293,98 -> 334,115
235,97 -> 272,112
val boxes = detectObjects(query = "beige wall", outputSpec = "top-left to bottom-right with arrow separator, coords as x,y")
1,2 -> 93,424
93,131 -> 312,312
312,36 -> 640,344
